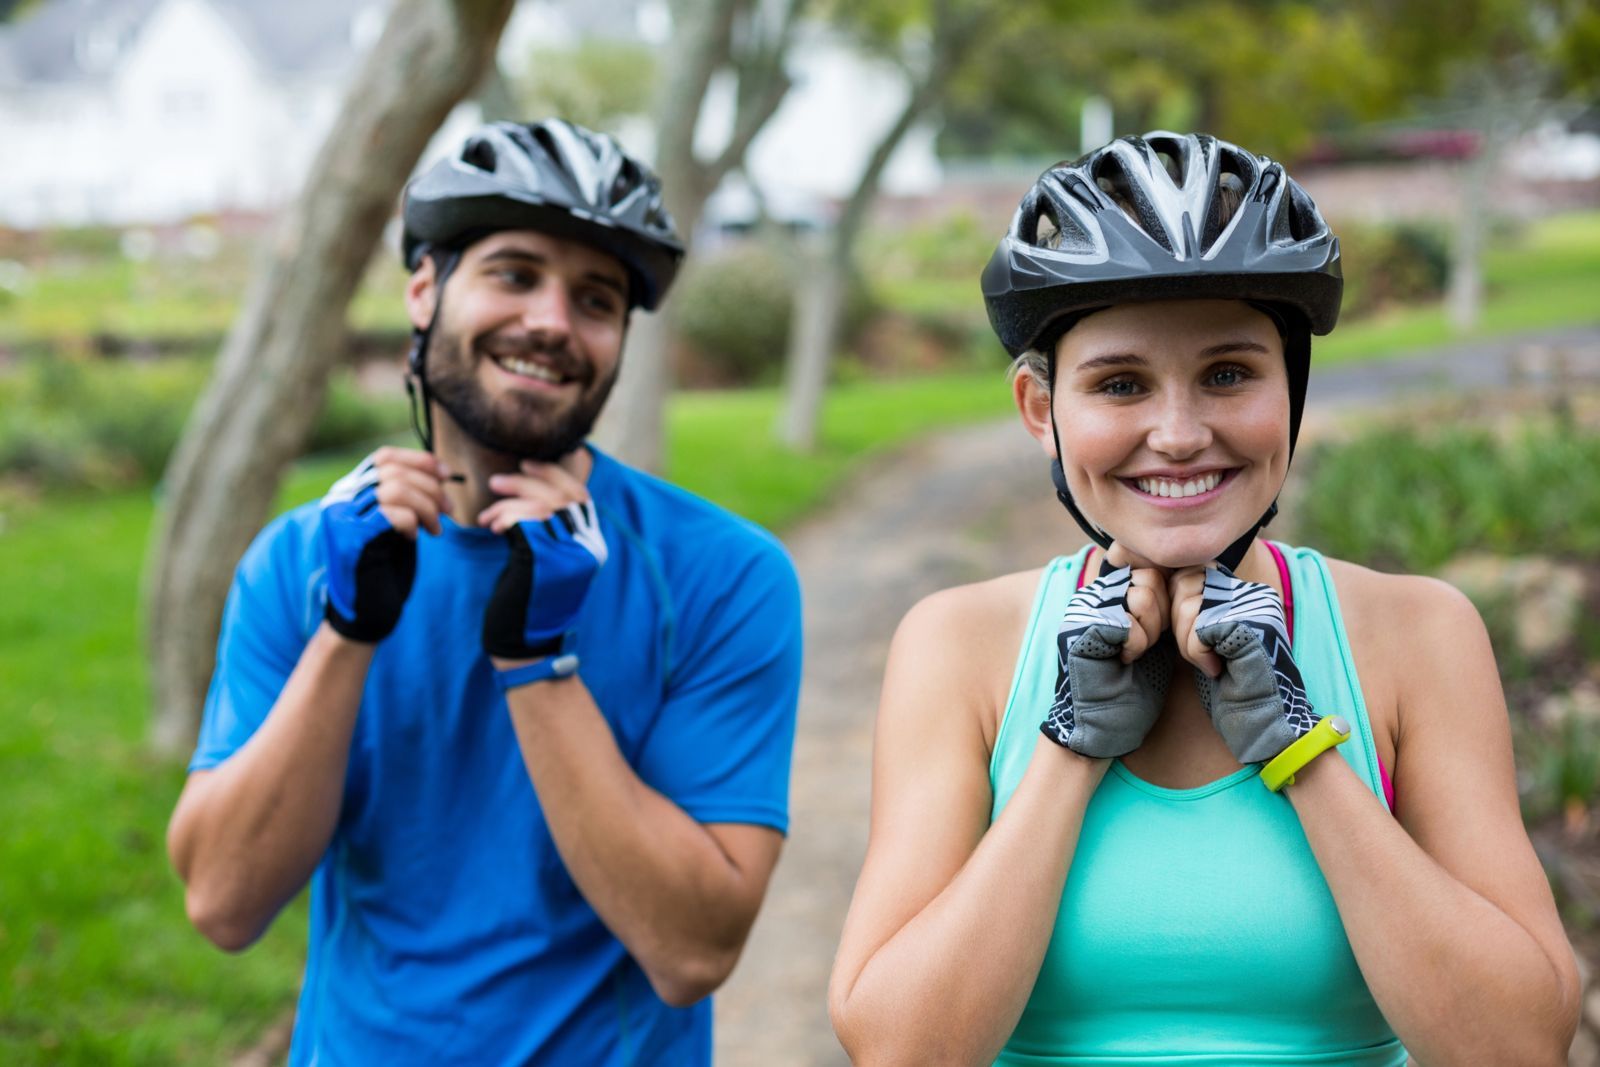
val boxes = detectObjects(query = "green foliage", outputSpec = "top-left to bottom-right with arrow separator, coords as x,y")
1517,713 -> 1600,825
673,241 -> 878,386
1338,222 -> 1450,319
515,42 -> 658,132
1295,421 -> 1600,573
0,358 -> 407,490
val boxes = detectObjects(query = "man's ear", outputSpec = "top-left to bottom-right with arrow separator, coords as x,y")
405,256 -> 439,331
1013,364 -> 1057,459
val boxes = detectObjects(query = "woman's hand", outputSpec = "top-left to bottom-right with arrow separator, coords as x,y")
1169,563 -> 1316,764
1040,544 -> 1176,758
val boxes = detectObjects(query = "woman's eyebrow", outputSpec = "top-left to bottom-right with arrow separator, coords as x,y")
1199,339 -> 1271,358
1073,352 -> 1146,372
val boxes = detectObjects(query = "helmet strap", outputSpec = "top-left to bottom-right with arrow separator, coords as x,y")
1043,348 -> 1276,573
404,246 -> 465,455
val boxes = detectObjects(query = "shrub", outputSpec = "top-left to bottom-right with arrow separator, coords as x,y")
673,239 -> 877,386
1337,221 -> 1450,319
0,356 -> 406,490
1295,421 -> 1600,572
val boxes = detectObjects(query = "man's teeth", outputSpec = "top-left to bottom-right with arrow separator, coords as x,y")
1135,472 -> 1224,498
499,356 -> 562,382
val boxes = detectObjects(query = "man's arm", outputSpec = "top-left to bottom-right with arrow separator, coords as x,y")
167,625 -> 371,950
504,676 -> 783,1007
168,448 -> 449,951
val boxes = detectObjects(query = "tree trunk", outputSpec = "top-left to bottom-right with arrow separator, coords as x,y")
143,0 -> 517,758
596,0 -> 799,471
777,56 -> 952,452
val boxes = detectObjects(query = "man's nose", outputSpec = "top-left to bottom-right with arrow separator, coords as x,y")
1145,393 -> 1213,458
519,282 -> 574,343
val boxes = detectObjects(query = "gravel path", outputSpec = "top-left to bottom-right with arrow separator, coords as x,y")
713,418 -> 1066,1066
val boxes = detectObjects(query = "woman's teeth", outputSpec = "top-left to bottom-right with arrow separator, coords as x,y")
1134,472 -> 1224,498
498,356 -> 562,383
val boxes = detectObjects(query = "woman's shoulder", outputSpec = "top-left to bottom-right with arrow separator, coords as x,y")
1319,554 -> 1482,635
1318,554 -> 1490,700
887,565 -> 1054,750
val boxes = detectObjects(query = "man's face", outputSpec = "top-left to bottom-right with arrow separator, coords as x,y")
407,230 -> 630,461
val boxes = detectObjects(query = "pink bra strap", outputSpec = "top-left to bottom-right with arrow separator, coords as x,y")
1264,540 -> 1294,643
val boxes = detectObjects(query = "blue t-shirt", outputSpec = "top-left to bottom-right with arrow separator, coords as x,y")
191,446 -> 803,1066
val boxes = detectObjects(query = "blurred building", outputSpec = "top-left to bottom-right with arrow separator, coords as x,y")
0,0 -> 943,238
0,0 -> 394,228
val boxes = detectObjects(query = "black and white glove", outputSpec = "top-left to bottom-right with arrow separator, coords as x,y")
1191,566 -> 1317,763
1041,565 -> 1176,758
318,456 -> 417,642
483,500 -> 608,662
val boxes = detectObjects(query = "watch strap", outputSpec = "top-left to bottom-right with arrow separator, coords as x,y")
1261,714 -> 1351,792
495,652 -> 581,691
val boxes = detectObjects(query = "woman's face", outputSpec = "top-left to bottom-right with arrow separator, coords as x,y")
1017,299 -> 1291,569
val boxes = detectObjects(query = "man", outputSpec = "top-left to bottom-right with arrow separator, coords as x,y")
166,119 -> 803,1065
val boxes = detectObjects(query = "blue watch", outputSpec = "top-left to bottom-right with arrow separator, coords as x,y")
495,652 -> 581,691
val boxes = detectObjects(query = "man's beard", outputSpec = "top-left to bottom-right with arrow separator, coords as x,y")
423,323 -> 618,462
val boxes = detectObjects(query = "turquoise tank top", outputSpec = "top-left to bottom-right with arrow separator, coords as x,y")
989,544 -> 1406,1066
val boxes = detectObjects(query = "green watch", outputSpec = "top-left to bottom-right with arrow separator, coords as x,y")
1261,715 -> 1351,792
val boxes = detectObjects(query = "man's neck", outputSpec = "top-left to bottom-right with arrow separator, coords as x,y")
431,410 -> 593,528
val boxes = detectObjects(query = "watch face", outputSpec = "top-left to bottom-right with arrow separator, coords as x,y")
551,652 -> 580,677
1326,714 -> 1350,738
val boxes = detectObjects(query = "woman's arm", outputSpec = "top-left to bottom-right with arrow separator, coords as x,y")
829,582 -> 1108,1067
1291,573 -> 1579,1064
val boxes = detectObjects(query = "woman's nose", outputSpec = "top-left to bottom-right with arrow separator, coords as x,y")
1145,394 -> 1213,458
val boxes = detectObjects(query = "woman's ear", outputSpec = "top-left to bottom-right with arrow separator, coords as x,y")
1013,363 -> 1058,458
405,257 -> 439,331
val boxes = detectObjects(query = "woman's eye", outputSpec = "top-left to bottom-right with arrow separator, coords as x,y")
1099,377 -> 1141,397
1208,364 -> 1251,387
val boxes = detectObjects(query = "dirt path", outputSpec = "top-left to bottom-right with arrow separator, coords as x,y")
714,419 -> 1067,1066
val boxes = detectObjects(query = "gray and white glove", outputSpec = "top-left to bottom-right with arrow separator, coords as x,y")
1192,566 -> 1317,763
1041,565 -> 1176,758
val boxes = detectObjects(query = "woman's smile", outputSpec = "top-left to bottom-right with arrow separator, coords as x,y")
1120,467 -> 1239,507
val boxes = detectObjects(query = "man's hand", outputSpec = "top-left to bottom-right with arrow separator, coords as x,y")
319,448 -> 451,642
1040,545 -> 1176,758
480,461 -> 608,666
1169,564 -> 1316,764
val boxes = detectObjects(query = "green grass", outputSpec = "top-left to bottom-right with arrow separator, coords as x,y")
1316,212 -> 1600,364
0,370 -> 1012,1064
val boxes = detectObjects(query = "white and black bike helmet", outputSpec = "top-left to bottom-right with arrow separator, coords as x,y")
981,131 -> 1343,569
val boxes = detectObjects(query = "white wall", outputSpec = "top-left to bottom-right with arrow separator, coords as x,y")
0,0 -> 340,228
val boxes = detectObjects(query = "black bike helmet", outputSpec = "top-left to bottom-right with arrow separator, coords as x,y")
402,118 -> 684,311
982,132 -> 1343,569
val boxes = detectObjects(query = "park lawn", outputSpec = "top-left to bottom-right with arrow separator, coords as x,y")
876,211 -> 1600,366
1315,211 -> 1600,363
0,369 -> 1014,1065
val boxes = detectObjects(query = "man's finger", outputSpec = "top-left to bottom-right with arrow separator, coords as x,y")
377,483 -> 443,537
373,446 -> 449,477
379,505 -> 421,540
487,471 -> 583,509
380,465 -> 450,515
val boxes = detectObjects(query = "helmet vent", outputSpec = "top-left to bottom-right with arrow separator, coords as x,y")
462,136 -> 498,174
1199,161 -> 1249,254
1035,207 -> 1060,248
1093,152 -> 1173,253
1154,149 -> 1183,187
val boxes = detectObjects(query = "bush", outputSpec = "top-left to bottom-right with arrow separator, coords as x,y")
1295,420 -> 1600,572
1337,222 -> 1450,319
0,357 -> 406,491
673,239 -> 879,386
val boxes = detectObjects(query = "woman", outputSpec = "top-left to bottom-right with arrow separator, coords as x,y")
829,133 -> 1579,1065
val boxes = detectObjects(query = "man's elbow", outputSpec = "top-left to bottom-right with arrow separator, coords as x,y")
646,944 -> 742,1008
184,883 -> 269,953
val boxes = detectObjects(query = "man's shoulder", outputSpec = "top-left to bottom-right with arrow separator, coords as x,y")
591,448 -> 794,576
